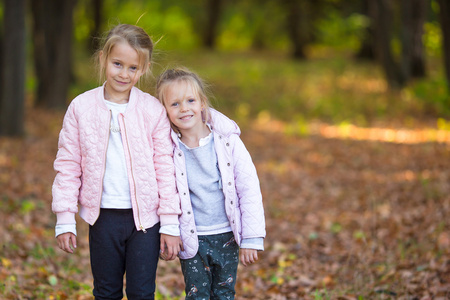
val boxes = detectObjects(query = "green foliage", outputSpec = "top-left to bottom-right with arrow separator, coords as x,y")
217,1 -> 288,51
408,75 -> 450,116
316,11 -> 370,51
38,0 -> 450,124
424,22 -> 442,57
71,46 -> 450,128
73,0 -> 199,51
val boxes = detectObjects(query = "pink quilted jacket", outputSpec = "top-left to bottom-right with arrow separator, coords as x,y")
172,109 -> 266,259
52,86 -> 181,232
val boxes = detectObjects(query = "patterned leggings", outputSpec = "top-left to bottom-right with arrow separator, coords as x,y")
180,232 -> 239,300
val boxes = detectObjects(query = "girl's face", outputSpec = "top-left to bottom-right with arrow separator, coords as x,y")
103,41 -> 146,103
164,80 -> 206,136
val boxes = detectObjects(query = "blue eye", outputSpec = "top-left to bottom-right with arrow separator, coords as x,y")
130,66 -> 137,71
171,102 -> 178,107
188,98 -> 195,103
113,62 -> 121,67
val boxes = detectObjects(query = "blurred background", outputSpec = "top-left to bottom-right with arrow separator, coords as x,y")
1,0 -> 450,299
1,0 -> 450,136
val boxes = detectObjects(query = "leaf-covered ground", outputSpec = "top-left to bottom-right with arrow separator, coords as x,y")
1,108 -> 449,299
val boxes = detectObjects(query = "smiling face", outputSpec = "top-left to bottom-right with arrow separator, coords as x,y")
163,80 -> 207,137
103,41 -> 147,103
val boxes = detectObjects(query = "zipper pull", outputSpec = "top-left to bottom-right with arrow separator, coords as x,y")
140,225 -> 147,233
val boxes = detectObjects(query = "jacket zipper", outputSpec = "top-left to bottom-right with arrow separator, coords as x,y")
122,114 -> 146,233
95,110 -> 112,223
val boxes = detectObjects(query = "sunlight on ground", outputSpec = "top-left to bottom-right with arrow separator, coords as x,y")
253,114 -> 450,145
319,123 -> 450,144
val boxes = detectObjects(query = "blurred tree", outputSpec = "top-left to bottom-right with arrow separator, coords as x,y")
401,0 -> 427,79
178,0 -> 222,49
0,0 -> 26,136
204,0 -> 221,48
355,0 -> 376,60
438,0 -> 450,91
31,0 -> 77,109
282,0 -> 326,59
0,3 -> 3,121
369,0 -> 427,89
88,0 -> 104,53
369,0 -> 405,88
282,0 -> 308,59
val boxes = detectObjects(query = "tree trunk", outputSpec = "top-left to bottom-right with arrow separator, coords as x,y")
410,0 -> 426,78
438,0 -> 450,91
204,0 -> 221,48
355,0 -> 376,60
0,4 -> 3,119
284,0 -> 308,59
0,0 -> 26,136
401,0 -> 413,81
401,0 -> 427,80
31,0 -> 77,109
88,0 -> 103,53
370,0 -> 405,89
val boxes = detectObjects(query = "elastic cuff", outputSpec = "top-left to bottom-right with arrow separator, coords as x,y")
159,214 -> 180,227
56,211 -> 76,225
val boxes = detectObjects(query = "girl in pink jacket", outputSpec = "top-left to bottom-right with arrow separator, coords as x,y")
52,24 -> 182,299
156,67 -> 266,299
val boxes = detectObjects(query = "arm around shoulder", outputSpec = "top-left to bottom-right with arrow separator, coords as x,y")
151,106 -> 182,222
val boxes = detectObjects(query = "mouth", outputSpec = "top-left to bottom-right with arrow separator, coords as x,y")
179,115 -> 193,121
115,79 -> 130,85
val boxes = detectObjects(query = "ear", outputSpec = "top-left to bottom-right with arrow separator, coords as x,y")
99,50 -> 103,61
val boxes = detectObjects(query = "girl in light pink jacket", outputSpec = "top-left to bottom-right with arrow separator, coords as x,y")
52,24 -> 182,299
156,67 -> 266,299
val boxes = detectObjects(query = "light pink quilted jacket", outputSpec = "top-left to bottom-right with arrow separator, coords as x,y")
52,86 -> 181,231
172,109 -> 266,259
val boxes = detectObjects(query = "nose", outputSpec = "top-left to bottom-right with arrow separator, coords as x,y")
180,102 -> 188,112
118,68 -> 129,78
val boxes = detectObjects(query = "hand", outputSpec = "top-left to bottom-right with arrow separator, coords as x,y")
56,232 -> 77,254
240,248 -> 258,266
160,234 -> 183,261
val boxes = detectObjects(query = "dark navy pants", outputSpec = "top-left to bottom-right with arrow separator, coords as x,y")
89,209 -> 160,300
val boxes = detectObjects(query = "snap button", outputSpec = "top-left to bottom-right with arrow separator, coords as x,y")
187,211 -> 191,215
231,201 -> 233,205
178,152 -> 182,156
191,229 -> 195,233
226,143 -> 229,146
227,163 -> 230,166
228,182 -> 232,186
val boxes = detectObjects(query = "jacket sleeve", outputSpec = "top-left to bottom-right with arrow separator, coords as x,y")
51,101 -> 82,225
232,135 -> 266,239
152,107 -> 181,226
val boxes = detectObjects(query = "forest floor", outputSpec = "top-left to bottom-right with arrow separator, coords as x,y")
0,108 -> 449,299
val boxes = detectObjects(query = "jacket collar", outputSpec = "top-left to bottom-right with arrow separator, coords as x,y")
96,82 -> 138,112
208,108 -> 240,137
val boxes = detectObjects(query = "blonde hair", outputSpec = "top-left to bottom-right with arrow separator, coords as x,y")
95,24 -> 153,84
156,67 -> 212,129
